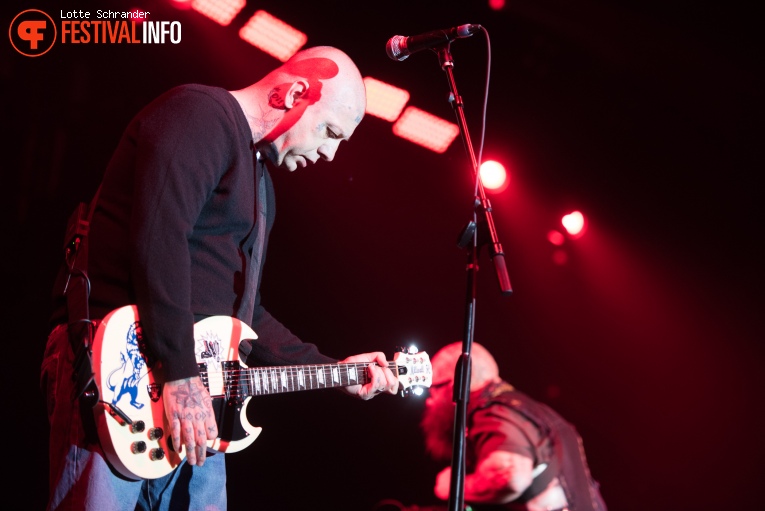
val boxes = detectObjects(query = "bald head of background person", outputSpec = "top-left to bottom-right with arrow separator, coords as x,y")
230,45 -> 367,172
420,342 -> 607,511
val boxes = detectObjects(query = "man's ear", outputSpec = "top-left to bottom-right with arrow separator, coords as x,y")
284,80 -> 310,110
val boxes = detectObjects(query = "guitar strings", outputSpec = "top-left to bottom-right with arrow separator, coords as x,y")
200,361 -> 399,396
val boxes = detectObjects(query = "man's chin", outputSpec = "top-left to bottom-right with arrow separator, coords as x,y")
274,154 -> 298,171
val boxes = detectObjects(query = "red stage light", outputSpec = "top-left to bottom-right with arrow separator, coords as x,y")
479,160 -> 508,191
562,211 -> 587,238
547,230 -> 565,246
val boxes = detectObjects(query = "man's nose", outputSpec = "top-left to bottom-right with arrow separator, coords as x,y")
318,140 -> 340,162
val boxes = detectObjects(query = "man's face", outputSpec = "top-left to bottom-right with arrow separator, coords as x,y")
264,89 -> 363,172
420,378 -> 456,462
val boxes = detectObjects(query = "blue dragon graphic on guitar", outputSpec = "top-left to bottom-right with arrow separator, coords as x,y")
106,320 -> 148,410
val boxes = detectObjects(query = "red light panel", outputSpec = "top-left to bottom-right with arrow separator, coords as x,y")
191,0 -> 245,26
239,10 -> 307,62
392,106 -> 460,153
363,77 -> 410,121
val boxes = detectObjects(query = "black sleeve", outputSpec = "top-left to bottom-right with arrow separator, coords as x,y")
246,305 -> 337,366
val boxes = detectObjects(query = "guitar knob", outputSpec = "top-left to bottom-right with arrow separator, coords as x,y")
148,427 -> 164,440
131,441 -> 147,454
130,420 -> 145,434
149,448 -> 165,460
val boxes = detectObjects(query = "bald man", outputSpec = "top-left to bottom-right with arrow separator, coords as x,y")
420,342 -> 607,511
43,46 -> 398,511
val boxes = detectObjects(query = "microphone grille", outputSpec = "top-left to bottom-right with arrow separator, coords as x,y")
386,35 -> 409,61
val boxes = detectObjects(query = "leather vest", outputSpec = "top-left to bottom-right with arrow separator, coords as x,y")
467,382 -> 607,511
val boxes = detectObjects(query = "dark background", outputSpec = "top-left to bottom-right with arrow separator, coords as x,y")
3,0 -> 762,509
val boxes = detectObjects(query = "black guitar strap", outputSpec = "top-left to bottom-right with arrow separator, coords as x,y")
62,184 -> 103,407
238,155 -> 268,323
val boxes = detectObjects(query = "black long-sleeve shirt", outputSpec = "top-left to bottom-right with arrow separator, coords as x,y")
51,84 -> 334,381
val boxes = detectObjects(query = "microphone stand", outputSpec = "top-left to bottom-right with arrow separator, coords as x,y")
431,41 -> 513,511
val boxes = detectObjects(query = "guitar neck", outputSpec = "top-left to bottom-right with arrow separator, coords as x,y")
234,361 -> 398,397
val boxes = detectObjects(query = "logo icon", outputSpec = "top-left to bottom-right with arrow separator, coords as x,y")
9,9 -> 57,57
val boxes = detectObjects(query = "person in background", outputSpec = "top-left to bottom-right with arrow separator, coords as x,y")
419,341 -> 607,511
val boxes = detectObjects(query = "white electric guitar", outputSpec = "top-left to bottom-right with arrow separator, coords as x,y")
90,305 -> 432,481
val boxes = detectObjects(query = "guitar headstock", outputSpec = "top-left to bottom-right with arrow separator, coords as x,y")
393,347 -> 432,397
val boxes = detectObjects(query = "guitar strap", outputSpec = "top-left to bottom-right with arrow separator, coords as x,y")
62,184 -> 103,407
238,155 -> 268,323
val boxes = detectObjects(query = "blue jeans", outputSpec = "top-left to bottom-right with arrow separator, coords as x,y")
41,324 -> 227,511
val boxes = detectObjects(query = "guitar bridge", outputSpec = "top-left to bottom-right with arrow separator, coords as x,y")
221,361 -> 243,405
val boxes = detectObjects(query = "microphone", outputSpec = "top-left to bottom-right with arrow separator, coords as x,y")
386,24 -> 481,61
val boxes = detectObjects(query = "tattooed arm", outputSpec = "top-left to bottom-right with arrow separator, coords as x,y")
162,377 -> 219,467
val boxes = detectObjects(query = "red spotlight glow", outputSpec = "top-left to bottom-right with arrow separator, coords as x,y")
552,249 -> 568,265
488,0 -> 506,10
547,230 -> 565,246
168,0 -> 192,10
479,160 -> 508,191
562,210 -> 587,238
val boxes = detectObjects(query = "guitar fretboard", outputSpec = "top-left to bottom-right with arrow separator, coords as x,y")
207,362 -> 398,399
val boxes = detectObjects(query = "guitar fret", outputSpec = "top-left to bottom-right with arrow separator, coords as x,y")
242,361 -> 406,396
317,365 -> 326,386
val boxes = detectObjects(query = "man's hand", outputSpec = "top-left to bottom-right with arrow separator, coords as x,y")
162,376 -> 218,467
434,451 -> 535,504
340,351 -> 399,399
435,466 -> 452,500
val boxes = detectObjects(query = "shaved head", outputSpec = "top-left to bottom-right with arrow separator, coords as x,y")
231,46 -> 367,171
276,46 -> 366,124
431,341 -> 500,391
421,342 -> 501,461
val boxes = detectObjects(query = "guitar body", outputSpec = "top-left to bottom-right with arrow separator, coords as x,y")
91,305 -> 262,481
91,305 -> 432,480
